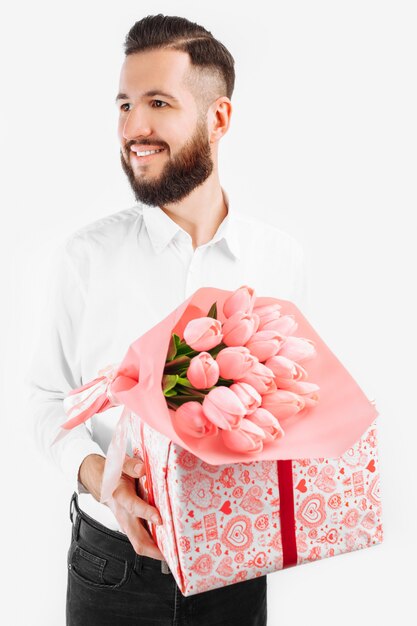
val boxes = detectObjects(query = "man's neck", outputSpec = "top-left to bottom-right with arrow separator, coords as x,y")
159,182 -> 228,251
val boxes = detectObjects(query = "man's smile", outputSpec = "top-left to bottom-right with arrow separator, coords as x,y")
129,146 -> 166,164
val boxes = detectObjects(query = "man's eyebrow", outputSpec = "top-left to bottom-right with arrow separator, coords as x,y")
115,90 -> 180,103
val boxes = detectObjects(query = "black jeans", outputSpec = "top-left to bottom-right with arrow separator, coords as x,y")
66,492 -> 267,625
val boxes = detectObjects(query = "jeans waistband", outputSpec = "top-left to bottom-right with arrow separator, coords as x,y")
69,491 -> 172,575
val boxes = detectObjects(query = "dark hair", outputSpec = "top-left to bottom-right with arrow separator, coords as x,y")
123,14 -> 235,113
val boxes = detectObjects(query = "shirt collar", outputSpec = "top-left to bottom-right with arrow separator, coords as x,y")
140,187 -> 241,260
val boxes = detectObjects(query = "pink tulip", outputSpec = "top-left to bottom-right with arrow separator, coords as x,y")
277,336 -> 316,362
172,401 -> 218,438
261,314 -> 298,336
253,302 -> 282,318
275,380 -> 320,408
246,407 -> 285,442
183,317 -> 223,351
261,389 -> 305,420
221,418 -> 266,453
187,352 -> 219,389
202,386 -> 246,430
244,329 -> 285,362
252,302 -> 282,332
237,361 -> 276,394
215,346 -> 257,380
229,381 -> 262,415
223,285 -> 256,318
264,355 -> 308,387
222,311 -> 260,346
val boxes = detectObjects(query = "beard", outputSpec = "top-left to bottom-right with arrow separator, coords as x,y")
119,117 -> 214,207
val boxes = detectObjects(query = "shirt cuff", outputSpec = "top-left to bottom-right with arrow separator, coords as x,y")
58,435 -> 106,496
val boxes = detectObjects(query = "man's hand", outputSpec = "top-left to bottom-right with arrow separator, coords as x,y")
78,453 -> 165,561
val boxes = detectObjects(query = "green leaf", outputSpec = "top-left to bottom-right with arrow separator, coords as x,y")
176,344 -> 198,357
166,335 -> 176,361
217,376 -> 234,385
170,395 -> 205,404
163,355 -> 191,374
166,333 -> 182,361
176,385 -> 206,398
208,342 -> 227,358
176,376 -> 193,388
207,301 -> 218,319
162,374 -> 178,394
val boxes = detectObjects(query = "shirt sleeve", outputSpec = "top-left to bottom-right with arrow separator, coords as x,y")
24,236 -> 105,495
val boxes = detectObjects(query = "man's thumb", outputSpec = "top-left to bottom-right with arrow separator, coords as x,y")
122,455 -> 146,478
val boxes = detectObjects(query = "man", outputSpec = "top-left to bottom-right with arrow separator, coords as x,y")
28,14 -> 308,626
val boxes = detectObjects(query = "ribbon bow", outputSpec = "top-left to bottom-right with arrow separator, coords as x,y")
51,363 -> 135,504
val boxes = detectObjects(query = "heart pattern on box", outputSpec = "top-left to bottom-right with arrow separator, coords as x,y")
191,554 -> 213,575
135,417 -> 383,597
367,459 -> 376,472
216,556 -> 234,577
342,508 -> 360,528
220,500 -> 232,514
297,494 -> 327,527
314,466 -> 337,493
240,486 -> 264,514
222,515 -> 253,551
296,479 -> 307,493
367,475 -> 381,505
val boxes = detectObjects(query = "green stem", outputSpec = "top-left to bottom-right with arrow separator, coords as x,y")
163,355 -> 190,373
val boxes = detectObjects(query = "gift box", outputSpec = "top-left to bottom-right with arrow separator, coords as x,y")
131,412 -> 383,596
52,285 -> 384,596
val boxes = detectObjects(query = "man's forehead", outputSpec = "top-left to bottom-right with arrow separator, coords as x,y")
118,49 -> 191,96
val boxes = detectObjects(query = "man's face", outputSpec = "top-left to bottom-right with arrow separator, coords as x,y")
116,49 -> 214,206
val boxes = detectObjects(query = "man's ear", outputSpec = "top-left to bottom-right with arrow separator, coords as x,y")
209,97 -> 232,143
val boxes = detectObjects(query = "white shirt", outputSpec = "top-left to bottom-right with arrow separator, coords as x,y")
26,188 -> 310,532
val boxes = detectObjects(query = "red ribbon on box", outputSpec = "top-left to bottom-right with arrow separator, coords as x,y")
277,460 -> 298,568
140,416 -> 299,569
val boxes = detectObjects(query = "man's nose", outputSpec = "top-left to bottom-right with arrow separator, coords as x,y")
122,106 -> 152,141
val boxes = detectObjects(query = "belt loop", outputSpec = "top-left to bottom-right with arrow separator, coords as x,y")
133,553 -> 143,574
70,492 -> 81,541
73,510 -> 81,541
69,492 -> 77,524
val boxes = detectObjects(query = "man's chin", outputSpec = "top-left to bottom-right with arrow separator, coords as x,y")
128,179 -> 166,206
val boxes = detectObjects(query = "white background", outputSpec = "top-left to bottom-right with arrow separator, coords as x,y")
1,1 -> 416,624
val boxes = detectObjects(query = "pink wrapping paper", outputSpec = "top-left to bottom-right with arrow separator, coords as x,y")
53,286 -> 379,505
131,415 -> 383,597
103,287 -> 378,461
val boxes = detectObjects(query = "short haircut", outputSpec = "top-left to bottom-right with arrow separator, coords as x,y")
123,14 -> 235,114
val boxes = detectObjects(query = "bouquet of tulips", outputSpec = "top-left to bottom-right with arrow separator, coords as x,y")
163,285 -> 320,454
52,283 -> 376,507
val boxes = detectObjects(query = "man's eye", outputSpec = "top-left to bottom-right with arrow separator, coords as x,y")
151,100 -> 168,108
119,100 -> 167,112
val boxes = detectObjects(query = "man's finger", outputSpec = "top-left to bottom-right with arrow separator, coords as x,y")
114,483 -> 162,525
122,455 -> 146,478
130,498 -> 162,525
123,517 -> 165,561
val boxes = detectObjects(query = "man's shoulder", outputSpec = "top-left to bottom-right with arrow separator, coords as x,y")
69,204 -> 142,241
62,203 -> 143,256
234,210 -> 303,252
